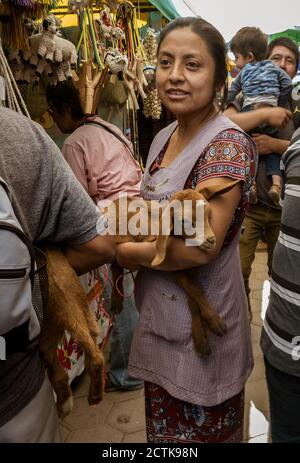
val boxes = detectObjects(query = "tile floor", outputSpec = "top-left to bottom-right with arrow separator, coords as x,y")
60,250 -> 270,443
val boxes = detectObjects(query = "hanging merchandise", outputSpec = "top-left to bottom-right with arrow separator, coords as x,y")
0,0 -> 56,50
4,12 -> 79,88
96,5 -> 128,107
95,5 -> 125,48
0,37 -> 30,115
68,0 -> 92,14
114,1 -> 148,111
142,27 -> 162,120
75,5 -> 108,113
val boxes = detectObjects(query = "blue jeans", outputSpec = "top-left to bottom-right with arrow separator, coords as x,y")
103,267 -> 143,389
264,357 -> 300,442
266,153 -> 280,177
243,105 -> 280,177
243,105 -> 281,178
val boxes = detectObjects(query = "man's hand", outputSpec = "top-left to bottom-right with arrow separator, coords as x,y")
252,134 -> 275,154
264,107 -> 292,128
252,133 -> 290,155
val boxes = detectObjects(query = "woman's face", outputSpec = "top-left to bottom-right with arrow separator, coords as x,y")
156,28 -> 217,118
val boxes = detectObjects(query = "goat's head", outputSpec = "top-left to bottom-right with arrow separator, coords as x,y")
151,179 -> 241,267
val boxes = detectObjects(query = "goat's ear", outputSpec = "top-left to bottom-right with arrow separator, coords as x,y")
197,179 -> 241,201
151,203 -> 174,267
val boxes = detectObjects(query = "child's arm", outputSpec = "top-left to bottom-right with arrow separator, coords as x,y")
278,67 -> 293,97
227,71 -> 243,105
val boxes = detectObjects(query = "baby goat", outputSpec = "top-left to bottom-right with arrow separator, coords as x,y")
104,179 -> 240,355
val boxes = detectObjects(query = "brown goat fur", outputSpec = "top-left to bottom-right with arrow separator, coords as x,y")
104,179 -> 240,355
38,179 -> 240,418
39,244 -> 104,418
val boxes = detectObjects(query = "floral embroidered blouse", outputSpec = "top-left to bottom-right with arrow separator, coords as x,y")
149,128 -> 256,249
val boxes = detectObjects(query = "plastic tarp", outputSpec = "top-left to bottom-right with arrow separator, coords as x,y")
270,29 -> 300,46
148,0 -> 180,20
148,0 -> 200,20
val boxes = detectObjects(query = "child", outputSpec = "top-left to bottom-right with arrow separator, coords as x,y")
227,27 -> 293,205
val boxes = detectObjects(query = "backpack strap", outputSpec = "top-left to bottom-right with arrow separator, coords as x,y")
80,119 -> 135,158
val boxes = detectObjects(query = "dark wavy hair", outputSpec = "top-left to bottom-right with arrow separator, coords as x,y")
46,80 -> 85,119
230,27 -> 268,61
157,17 -> 228,110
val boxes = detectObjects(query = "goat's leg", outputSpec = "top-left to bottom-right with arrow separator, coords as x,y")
84,348 -> 105,405
172,271 -> 227,336
84,305 -> 101,339
65,318 -> 105,405
186,295 -> 211,355
83,306 -> 105,405
39,327 -> 73,418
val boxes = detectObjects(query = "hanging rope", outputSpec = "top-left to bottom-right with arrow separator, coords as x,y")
0,39 -> 30,117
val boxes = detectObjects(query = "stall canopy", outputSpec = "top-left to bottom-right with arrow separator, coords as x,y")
148,0 -> 200,20
150,0 -> 300,42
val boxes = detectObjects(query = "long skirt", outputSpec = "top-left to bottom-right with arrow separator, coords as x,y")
145,382 -> 244,443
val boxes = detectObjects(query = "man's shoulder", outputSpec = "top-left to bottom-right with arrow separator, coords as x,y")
0,107 -> 54,148
0,107 -> 34,132
291,126 -> 300,144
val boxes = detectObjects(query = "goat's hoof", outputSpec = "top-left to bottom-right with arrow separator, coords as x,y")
210,318 -> 228,337
200,237 -> 216,250
58,396 -> 74,418
88,392 -> 103,405
200,343 -> 211,356
193,337 -> 211,356
88,374 -> 103,405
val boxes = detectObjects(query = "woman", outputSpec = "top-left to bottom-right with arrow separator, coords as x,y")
46,81 -> 143,392
116,17 -> 258,442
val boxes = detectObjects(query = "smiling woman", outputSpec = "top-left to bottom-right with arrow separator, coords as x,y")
156,20 -> 228,120
156,34 -> 216,122
115,17 -> 258,443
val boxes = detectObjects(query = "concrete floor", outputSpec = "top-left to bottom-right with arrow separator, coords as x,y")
60,250 -> 270,443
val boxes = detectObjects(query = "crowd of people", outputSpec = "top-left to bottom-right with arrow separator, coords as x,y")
0,15 -> 300,443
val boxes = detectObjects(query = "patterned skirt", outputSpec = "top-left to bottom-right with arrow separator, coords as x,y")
145,382 -> 244,443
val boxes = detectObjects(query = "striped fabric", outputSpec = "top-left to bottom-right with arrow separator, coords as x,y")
261,128 -> 300,376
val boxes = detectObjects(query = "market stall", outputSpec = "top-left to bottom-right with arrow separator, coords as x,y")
0,0 -> 167,389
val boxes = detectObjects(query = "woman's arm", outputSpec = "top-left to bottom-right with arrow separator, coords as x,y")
116,177 -> 242,271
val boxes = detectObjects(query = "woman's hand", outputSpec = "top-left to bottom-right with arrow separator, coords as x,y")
116,241 -> 157,270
